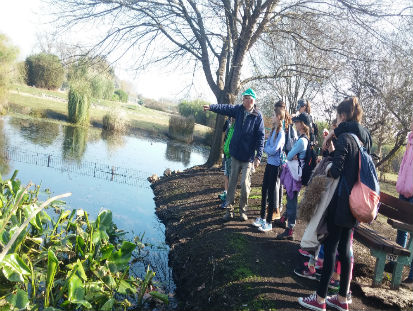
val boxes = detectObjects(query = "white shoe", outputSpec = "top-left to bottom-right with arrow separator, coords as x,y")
252,217 -> 264,227
258,222 -> 272,232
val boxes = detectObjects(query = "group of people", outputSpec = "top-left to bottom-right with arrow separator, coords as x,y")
204,88 -> 413,311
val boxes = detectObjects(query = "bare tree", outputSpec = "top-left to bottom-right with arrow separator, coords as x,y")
48,0 -> 411,166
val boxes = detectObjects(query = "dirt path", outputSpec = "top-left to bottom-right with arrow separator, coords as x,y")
151,165 -> 412,311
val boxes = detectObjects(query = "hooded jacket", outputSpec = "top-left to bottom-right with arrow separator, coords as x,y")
328,121 -> 372,228
209,104 -> 265,162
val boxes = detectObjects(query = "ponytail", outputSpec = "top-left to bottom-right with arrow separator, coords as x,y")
337,96 -> 363,122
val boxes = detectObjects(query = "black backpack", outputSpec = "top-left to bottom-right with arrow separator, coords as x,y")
300,135 -> 318,186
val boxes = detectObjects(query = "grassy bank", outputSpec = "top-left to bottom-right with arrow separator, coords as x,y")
7,84 -> 212,143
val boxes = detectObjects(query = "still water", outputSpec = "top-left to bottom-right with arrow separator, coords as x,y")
0,115 -> 209,294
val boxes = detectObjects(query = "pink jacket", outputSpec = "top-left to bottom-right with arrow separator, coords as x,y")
396,132 -> 413,198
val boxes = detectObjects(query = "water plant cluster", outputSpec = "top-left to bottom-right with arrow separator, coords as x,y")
0,171 -> 168,310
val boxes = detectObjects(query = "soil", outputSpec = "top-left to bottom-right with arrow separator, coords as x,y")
151,164 -> 413,311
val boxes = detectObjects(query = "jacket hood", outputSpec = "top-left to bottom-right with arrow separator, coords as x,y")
337,121 -> 372,153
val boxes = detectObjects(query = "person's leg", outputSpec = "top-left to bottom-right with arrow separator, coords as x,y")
266,165 -> 279,223
336,227 -> 352,300
239,161 -> 252,219
224,157 -> 241,218
317,224 -> 342,299
260,164 -> 271,219
286,191 -> 298,228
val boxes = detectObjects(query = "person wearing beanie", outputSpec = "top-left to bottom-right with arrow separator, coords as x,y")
204,88 -> 265,221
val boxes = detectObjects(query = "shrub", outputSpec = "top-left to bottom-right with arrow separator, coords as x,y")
114,89 -> 128,102
25,53 -> 64,90
0,34 -> 18,110
68,84 -> 91,125
102,110 -> 126,132
178,100 -> 215,127
168,115 -> 195,143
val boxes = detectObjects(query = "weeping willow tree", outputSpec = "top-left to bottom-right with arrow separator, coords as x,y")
68,82 -> 91,125
0,34 -> 18,113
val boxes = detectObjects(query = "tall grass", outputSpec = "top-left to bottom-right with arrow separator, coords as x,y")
68,84 -> 91,125
102,110 -> 126,133
168,115 -> 195,143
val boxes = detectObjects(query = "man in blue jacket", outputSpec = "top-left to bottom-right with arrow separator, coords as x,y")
204,88 -> 265,221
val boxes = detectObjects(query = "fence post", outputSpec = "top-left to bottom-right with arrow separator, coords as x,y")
47,155 -> 51,167
111,166 -> 115,181
94,163 -> 96,177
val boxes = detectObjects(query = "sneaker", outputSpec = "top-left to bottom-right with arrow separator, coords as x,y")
252,217 -> 265,227
240,213 -> 248,221
299,249 -> 312,257
223,211 -> 233,221
218,192 -> 227,201
326,294 -> 348,311
328,279 -> 340,291
274,215 -> 287,229
258,222 -> 272,232
294,265 -> 317,280
304,262 -> 322,279
315,259 -> 324,270
276,228 -> 294,240
298,292 -> 326,311
401,278 -> 413,290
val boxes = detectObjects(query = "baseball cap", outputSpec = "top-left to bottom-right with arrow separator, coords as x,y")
292,112 -> 311,127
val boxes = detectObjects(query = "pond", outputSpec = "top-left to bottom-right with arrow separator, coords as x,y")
0,115 -> 209,297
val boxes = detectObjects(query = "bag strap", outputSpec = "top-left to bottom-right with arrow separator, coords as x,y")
349,133 -> 363,150
349,133 -> 362,179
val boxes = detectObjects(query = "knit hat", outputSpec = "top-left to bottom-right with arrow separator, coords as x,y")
242,88 -> 256,99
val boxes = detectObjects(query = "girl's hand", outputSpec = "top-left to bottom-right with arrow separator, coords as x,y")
322,131 -> 334,150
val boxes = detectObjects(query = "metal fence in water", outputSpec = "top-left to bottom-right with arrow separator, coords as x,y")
0,146 -> 150,187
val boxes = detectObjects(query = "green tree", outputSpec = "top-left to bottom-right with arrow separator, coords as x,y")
113,89 -> 128,103
68,82 -> 91,125
25,53 -> 64,89
0,34 -> 18,110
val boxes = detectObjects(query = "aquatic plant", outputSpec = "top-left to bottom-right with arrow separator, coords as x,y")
168,115 -> 195,143
68,84 -> 91,125
0,171 -> 168,310
102,110 -> 126,133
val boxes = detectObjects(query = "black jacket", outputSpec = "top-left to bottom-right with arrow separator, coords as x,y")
327,122 -> 371,228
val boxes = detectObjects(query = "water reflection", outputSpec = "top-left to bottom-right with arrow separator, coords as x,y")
165,141 -> 191,166
62,126 -> 88,163
9,117 -> 59,147
0,119 -> 10,175
101,129 -> 126,154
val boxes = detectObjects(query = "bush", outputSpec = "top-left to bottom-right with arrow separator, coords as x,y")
102,110 -> 126,132
113,89 -> 128,102
0,34 -> 18,110
68,84 -> 91,125
25,53 -> 64,90
178,100 -> 215,127
168,115 -> 195,143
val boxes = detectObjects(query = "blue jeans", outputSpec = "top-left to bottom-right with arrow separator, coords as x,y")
286,191 -> 298,229
397,194 -> 413,280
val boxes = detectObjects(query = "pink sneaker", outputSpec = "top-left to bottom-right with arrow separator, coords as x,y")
326,294 -> 348,311
298,292 -> 326,311
299,249 -> 311,257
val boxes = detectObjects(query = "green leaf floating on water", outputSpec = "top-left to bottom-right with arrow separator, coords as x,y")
0,253 -> 31,282
6,289 -> 29,310
64,274 -> 92,309
101,298 -> 115,311
107,241 -> 136,272
92,210 -> 114,244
